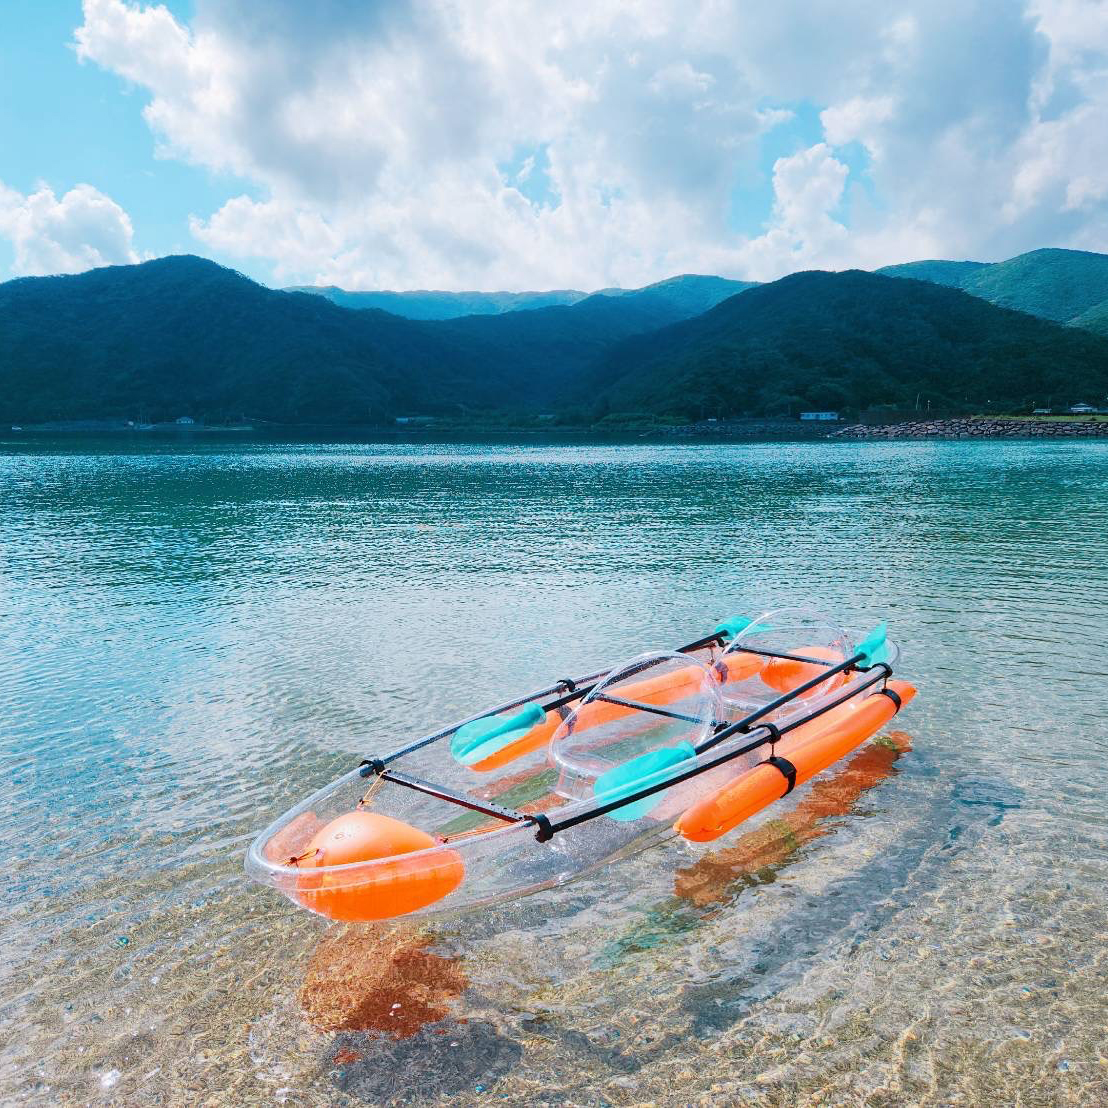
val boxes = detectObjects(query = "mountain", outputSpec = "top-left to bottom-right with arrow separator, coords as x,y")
957,248 -> 1108,324
586,270 -> 1108,419
288,273 -> 754,322
3,255 -> 1105,426
583,274 -> 756,317
285,285 -> 589,319
876,260 -> 990,288
0,256 -> 734,423
1069,299 -> 1108,337
0,256 -> 499,424
432,276 -> 758,394
879,248 -> 1108,328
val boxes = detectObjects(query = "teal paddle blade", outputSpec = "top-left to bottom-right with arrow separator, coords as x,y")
451,702 -> 546,767
593,741 -> 696,822
715,615 -> 775,642
856,621 -> 889,667
714,615 -> 752,643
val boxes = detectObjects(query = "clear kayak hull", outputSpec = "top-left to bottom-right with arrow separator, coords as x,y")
245,613 -> 915,922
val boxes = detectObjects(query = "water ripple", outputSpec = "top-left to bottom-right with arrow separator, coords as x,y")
1,437 -> 1106,1105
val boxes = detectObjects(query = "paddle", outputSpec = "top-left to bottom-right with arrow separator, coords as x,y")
450,703 -> 546,767
855,621 -> 889,667
587,613 -> 763,819
591,620 -> 890,821
592,741 -> 698,822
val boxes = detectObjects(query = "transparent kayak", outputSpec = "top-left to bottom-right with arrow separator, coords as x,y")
245,609 -> 916,922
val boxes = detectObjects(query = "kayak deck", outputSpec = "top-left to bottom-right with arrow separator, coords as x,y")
246,609 -> 915,922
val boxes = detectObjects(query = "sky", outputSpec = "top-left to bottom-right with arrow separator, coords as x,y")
1,0 -> 1107,291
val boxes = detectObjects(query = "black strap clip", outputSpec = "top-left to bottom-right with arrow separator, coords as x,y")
762,754 -> 798,795
558,677 -> 577,693
359,757 -> 386,777
879,686 -> 902,711
530,813 -> 554,842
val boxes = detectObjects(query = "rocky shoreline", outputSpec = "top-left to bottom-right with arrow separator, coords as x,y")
831,417 -> 1108,439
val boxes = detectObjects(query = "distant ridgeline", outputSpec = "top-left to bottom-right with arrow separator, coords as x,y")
1,249 -> 1107,426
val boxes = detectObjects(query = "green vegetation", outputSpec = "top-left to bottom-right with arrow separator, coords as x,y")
1069,298 -> 1108,337
960,248 -> 1108,323
0,256 -> 706,424
2,255 -> 1106,426
876,259 -> 990,288
286,273 -> 754,321
285,285 -> 590,319
586,271 -> 1108,419
880,247 -> 1108,329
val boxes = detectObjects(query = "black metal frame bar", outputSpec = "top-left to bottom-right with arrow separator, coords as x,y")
592,692 -> 705,725
724,644 -> 839,666
534,663 -> 893,839
722,650 -> 865,736
362,621 -> 895,839
361,764 -> 533,824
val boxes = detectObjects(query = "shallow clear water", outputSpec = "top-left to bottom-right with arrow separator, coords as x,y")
1,436 -> 1106,1106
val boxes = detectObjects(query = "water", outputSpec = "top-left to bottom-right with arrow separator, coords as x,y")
1,436 -> 1106,1106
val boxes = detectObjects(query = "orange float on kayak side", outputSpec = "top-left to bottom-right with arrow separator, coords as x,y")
294,811 -> 464,921
675,681 -> 917,843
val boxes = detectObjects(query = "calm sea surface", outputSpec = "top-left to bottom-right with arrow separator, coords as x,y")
1,436 -> 1106,1106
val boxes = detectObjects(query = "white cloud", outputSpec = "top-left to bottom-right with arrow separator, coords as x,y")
820,97 -> 896,158
72,0 -> 1108,288
0,181 -> 139,276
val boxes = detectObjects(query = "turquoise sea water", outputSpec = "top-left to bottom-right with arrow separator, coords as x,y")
2,437 -> 1106,1105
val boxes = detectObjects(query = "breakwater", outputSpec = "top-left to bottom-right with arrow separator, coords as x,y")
831,417 -> 1108,439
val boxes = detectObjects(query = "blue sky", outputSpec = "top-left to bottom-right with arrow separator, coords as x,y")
0,1 -> 250,275
2,1 -> 1107,290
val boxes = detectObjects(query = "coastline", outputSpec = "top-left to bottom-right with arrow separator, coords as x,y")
7,415 -> 1108,445
829,417 -> 1108,440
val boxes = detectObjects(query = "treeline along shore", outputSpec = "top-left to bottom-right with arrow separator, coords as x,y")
830,417 -> 1108,439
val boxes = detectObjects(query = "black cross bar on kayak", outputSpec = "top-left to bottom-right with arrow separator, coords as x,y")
531,663 -> 894,841
725,650 -> 868,736
697,662 -> 892,755
591,692 -> 707,725
360,762 -> 532,824
722,644 -> 839,667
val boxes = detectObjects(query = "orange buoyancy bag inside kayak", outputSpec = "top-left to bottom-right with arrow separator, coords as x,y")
294,811 -> 464,922
675,680 -> 917,843
467,650 -> 764,773
759,645 -> 846,695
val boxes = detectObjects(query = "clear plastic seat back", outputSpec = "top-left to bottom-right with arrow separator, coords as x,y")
550,651 -> 723,805
720,607 -> 855,723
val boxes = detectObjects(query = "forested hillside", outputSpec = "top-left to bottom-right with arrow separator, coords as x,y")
2,255 -> 1105,425
880,248 -> 1108,328
288,273 -> 754,321
586,271 -> 1108,419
